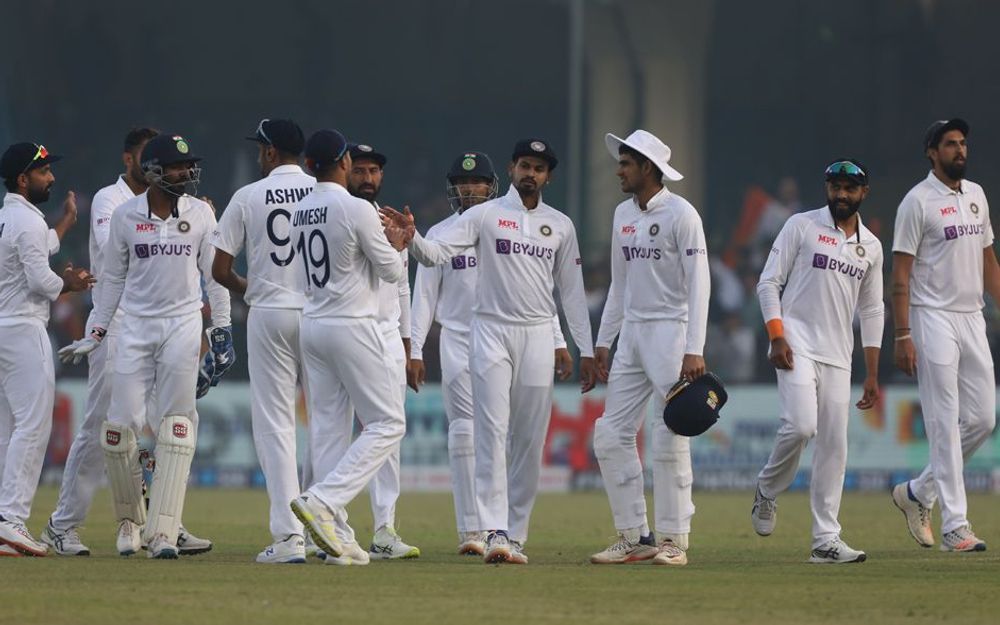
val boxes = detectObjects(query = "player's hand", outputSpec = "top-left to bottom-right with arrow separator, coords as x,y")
856,375 -> 879,410
196,353 -> 215,398
384,224 -> 409,251
894,336 -> 917,377
206,326 -> 236,381
680,353 -> 706,380
57,326 -> 106,364
769,338 -> 794,370
554,347 -> 573,381
62,263 -> 96,292
407,359 -> 425,392
594,346 -> 611,383
380,205 -> 417,239
62,191 -> 78,225
579,356 -> 597,393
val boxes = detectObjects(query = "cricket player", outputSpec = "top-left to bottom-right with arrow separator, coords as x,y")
751,159 -> 883,564
0,142 -> 95,557
289,129 -> 410,567
390,138 -> 596,565
408,150 -> 572,556
212,118 -> 314,564
59,133 -> 233,559
589,131 -> 710,567
339,142 -> 419,559
890,119 -> 995,553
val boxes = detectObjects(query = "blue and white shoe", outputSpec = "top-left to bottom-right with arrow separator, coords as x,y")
256,534 -> 306,564
809,538 -> 866,563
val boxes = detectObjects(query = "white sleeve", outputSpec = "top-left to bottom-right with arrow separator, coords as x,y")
409,261 -> 442,361
756,217 -> 801,323
358,206 -> 404,283
981,195 -> 994,249
676,209 -> 711,355
552,315 -> 567,349
17,225 -> 63,301
211,192 -> 246,257
409,205 -> 485,266
858,247 -> 885,349
199,209 -> 232,327
553,220 -> 594,357
47,229 -> 59,256
892,193 -> 923,256
596,222 -> 626,348
91,190 -> 118,253
397,251 -> 411,338
93,210 -> 129,329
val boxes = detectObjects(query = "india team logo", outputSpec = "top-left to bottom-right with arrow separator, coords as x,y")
650,224 -> 660,236
812,253 -> 829,269
540,224 -> 552,236
173,422 -> 188,438
462,157 -> 476,171
855,245 -> 866,257
944,226 -> 958,240
178,220 -> 191,233
971,203 -> 980,215
530,141 -> 546,152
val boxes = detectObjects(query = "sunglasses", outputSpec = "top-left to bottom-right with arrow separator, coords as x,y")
255,119 -> 272,145
22,144 -> 50,174
825,161 -> 866,179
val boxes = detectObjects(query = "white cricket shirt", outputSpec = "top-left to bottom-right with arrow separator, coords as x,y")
211,164 -> 314,309
892,171 -> 993,313
595,187 -> 711,355
757,207 -> 885,370
409,185 -> 593,357
92,193 -> 231,329
89,175 -> 136,325
0,193 -> 64,326
290,182 -> 404,320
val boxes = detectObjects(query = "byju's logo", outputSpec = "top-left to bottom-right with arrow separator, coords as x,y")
812,253 -> 829,269
944,226 -> 958,240
496,239 -> 512,254
944,224 -> 984,241
451,255 -> 477,270
135,244 -> 150,258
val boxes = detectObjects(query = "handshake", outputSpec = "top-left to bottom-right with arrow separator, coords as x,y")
379,205 -> 416,251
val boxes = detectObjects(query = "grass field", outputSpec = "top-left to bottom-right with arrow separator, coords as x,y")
3,487 -> 999,625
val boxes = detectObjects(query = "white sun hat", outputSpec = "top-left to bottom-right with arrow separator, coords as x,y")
605,129 -> 683,182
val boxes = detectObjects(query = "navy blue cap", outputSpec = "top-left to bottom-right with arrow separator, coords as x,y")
662,372 -> 728,437
924,118 -> 969,151
140,134 -> 201,170
305,129 -> 348,168
0,142 -> 62,179
246,118 -> 305,155
447,151 -> 495,182
511,138 -> 558,170
348,142 -> 387,167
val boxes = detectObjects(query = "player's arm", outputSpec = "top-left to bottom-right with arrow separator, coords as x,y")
407,255 -> 443,392
211,193 -> 248,295
199,209 -> 233,329
890,193 -> 923,377
16,222 -> 82,299
359,205 -> 405,283
552,314 -> 573,380
980,198 -> 1000,303
856,248 -> 885,409
595,216 -> 626,382
397,251 -> 412,358
757,216 -> 801,370
553,219 -> 596,392
407,204 -> 485,267
676,208 -> 711,380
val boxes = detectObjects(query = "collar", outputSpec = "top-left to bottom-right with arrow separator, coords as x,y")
137,191 -> 188,221
820,205 -> 866,244
268,164 -> 305,177
503,184 -> 545,212
115,174 -> 138,199
632,186 -> 671,213
2,192 -> 45,219
925,170 -> 967,195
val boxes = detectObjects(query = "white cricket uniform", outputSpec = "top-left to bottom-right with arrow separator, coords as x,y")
49,176 -> 141,531
0,193 -> 65,524
409,185 -> 593,543
892,171 -> 995,534
756,206 -> 884,548
592,188 -> 710,539
294,181 -> 406,545
211,164 -> 314,542
410,211 -> 568,535
93,193 -> 231,436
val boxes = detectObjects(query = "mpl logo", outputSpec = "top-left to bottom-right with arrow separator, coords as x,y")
621,225 -> 637,235
136,223 -> 156,233
451,255 -> 477,270
812,253 -> 829,269
105,430 -> 120,446
173,422 -> 188,438
817,234 -> 837,247
497,219 -> 519,230
940,206 -> 957,216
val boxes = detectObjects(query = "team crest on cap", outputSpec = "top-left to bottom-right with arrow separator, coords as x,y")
462,157 -> 476,171
178,220 -> 191,233
530,141 -> 546,152
971,203 -> 980,215
175,139 -> 189,154
540,224 -> 552,236
706,390 -> 719,410
855,244 -> 866,257
357,144 -> 373,152
650,224 -> 660,236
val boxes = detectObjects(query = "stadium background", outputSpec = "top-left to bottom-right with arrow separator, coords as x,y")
3,0 -> 998,492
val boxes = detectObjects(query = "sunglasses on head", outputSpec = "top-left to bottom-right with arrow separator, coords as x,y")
825,161 -> 866,179
255,119 -> 272,145
22,144 -> 49,174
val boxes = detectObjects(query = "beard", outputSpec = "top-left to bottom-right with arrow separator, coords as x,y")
829,198 -> 862,221
942,158 -> 966,181
27,184 -> 51,204
351,184 -> 378,202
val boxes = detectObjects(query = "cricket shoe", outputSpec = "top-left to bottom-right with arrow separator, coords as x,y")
590,533 -> 658,564
651,538 -> 688,566
483,530 -> 511,564
147,533 -> 179,559
809,538 -> 866,563
370,525 -> 420,559
0,516 -> 47,557
257,534 -> 306,564
325,541 -> 371,566
304,532 -> 320,558
940,525 -> 987,552
177,526 -> 213,555
290,494 -> 343,559
117,519 -> 142,556
751,485 -> 777,536
458,531 -> 487,556
507,540 -> 529,564
41,520 -> 90,556
891,482 -> 933,547
0,543 -> 21,557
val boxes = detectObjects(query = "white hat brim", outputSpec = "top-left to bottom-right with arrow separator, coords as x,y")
604,132 -> 683,182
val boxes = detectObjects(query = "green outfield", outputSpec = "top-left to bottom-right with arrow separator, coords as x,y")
3,488 -> 998,625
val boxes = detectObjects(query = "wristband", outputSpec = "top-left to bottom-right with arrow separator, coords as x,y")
765,319 -> 784,340
894,334 -> 912,342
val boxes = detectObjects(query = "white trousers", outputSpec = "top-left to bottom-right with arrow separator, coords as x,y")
248,307 -> 305,542
0,321 -> 54,524
757,355 -> 851,548
440,327 -> 477,534
593,319 -> 694,537
368,327 -> 407,531
470,316 -> 554,544
909,307 -> 996,534
301,317 -> 405,544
